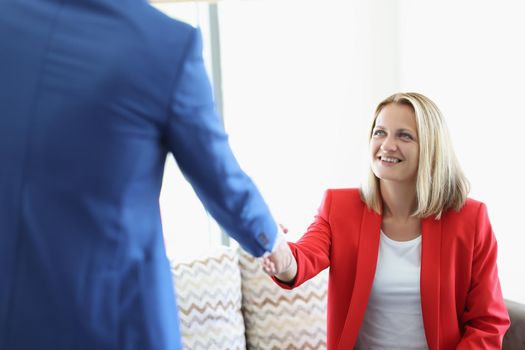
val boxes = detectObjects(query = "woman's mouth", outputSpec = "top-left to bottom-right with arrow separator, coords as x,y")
378,155 -> 402,164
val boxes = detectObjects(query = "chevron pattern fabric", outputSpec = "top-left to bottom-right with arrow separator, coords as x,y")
238,249 -> 328,350
171,248 -> 246,350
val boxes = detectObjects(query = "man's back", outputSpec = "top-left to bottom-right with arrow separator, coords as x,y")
0,1 -> 277,348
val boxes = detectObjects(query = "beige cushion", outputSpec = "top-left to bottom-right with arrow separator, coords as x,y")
238,249 -> 328,350
171,247 -> 246,350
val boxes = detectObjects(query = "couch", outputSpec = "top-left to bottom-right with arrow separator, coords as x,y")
171,247 -> 328,350
170,247 -> 524,350
503,299 -> 525,349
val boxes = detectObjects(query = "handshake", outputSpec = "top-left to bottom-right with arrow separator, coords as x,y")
260,224 -> 298,284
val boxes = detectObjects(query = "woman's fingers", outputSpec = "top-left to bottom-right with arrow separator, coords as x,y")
260,257 -> 276,275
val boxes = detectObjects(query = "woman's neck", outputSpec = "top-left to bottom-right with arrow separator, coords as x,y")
380,180 -> 417,220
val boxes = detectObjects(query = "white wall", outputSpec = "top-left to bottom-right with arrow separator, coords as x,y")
217,0 -> 524,302
156,0 -> 524,301
398,0 -> 525,303
218,0 -> 399,239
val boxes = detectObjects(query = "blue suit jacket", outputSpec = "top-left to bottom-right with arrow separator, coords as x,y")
0,1 -> 277,349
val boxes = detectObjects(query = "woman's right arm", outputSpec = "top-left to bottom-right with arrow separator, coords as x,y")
263,190 -> 333,288
261,239 -> 298,283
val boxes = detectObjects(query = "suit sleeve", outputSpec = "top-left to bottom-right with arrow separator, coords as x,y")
273,190 -> 332,289
456,203 -> 510,349
165,27 -> 277,257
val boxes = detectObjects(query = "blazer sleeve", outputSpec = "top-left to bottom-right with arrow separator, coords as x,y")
165,27 -> 277,257
456,203 -> 510,349
274,189 -> 333,289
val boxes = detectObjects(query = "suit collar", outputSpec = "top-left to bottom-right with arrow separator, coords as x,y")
337,206 -> 381,350
420,216 -> 442,350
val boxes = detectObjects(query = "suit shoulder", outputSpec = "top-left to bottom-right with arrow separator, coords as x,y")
459,197 -> 486,215
443,197 -> 488,224
325,188 -> 364,207
141,2 -> 194,29
134,2 -> 197,44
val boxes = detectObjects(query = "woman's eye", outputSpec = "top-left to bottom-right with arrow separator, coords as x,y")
400,133 -> 413,140
373,130 -> 385,136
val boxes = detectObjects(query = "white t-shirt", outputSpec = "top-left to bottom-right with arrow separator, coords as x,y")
356,231 -> 428,350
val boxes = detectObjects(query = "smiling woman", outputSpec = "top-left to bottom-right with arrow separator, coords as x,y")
370,104 -> 420,192
363,93 -> 469,220
262,92 -> 510,349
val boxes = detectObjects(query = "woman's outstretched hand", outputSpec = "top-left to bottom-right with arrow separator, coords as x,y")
260,224 -> 298,283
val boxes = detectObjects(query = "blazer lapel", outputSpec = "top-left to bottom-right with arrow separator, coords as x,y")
337,206 -> 381,350
420,217 -> 442,350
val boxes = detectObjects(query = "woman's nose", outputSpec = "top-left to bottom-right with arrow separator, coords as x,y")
380,138 -> 397,152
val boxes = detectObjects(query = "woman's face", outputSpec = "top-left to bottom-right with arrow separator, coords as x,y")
370,103 -> 419,185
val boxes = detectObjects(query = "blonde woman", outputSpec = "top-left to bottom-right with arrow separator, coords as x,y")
263,93 -> 510,349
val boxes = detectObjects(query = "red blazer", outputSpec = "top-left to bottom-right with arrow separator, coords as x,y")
275,188 -> 510,350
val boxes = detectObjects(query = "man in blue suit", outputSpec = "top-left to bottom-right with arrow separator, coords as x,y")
0,1 -> 281,349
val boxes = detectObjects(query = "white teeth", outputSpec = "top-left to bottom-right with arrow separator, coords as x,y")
381,156 -> 400,163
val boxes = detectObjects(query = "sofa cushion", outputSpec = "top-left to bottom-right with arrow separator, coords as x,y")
171,247 -> 246,350
503,299 -> 525,350
238,249 -> 328,350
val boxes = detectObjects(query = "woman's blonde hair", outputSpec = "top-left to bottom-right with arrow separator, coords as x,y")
360,92 -> 469,219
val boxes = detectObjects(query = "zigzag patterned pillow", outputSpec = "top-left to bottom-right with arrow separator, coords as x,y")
171,248 -> 246,350
238,249 -> 328,350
